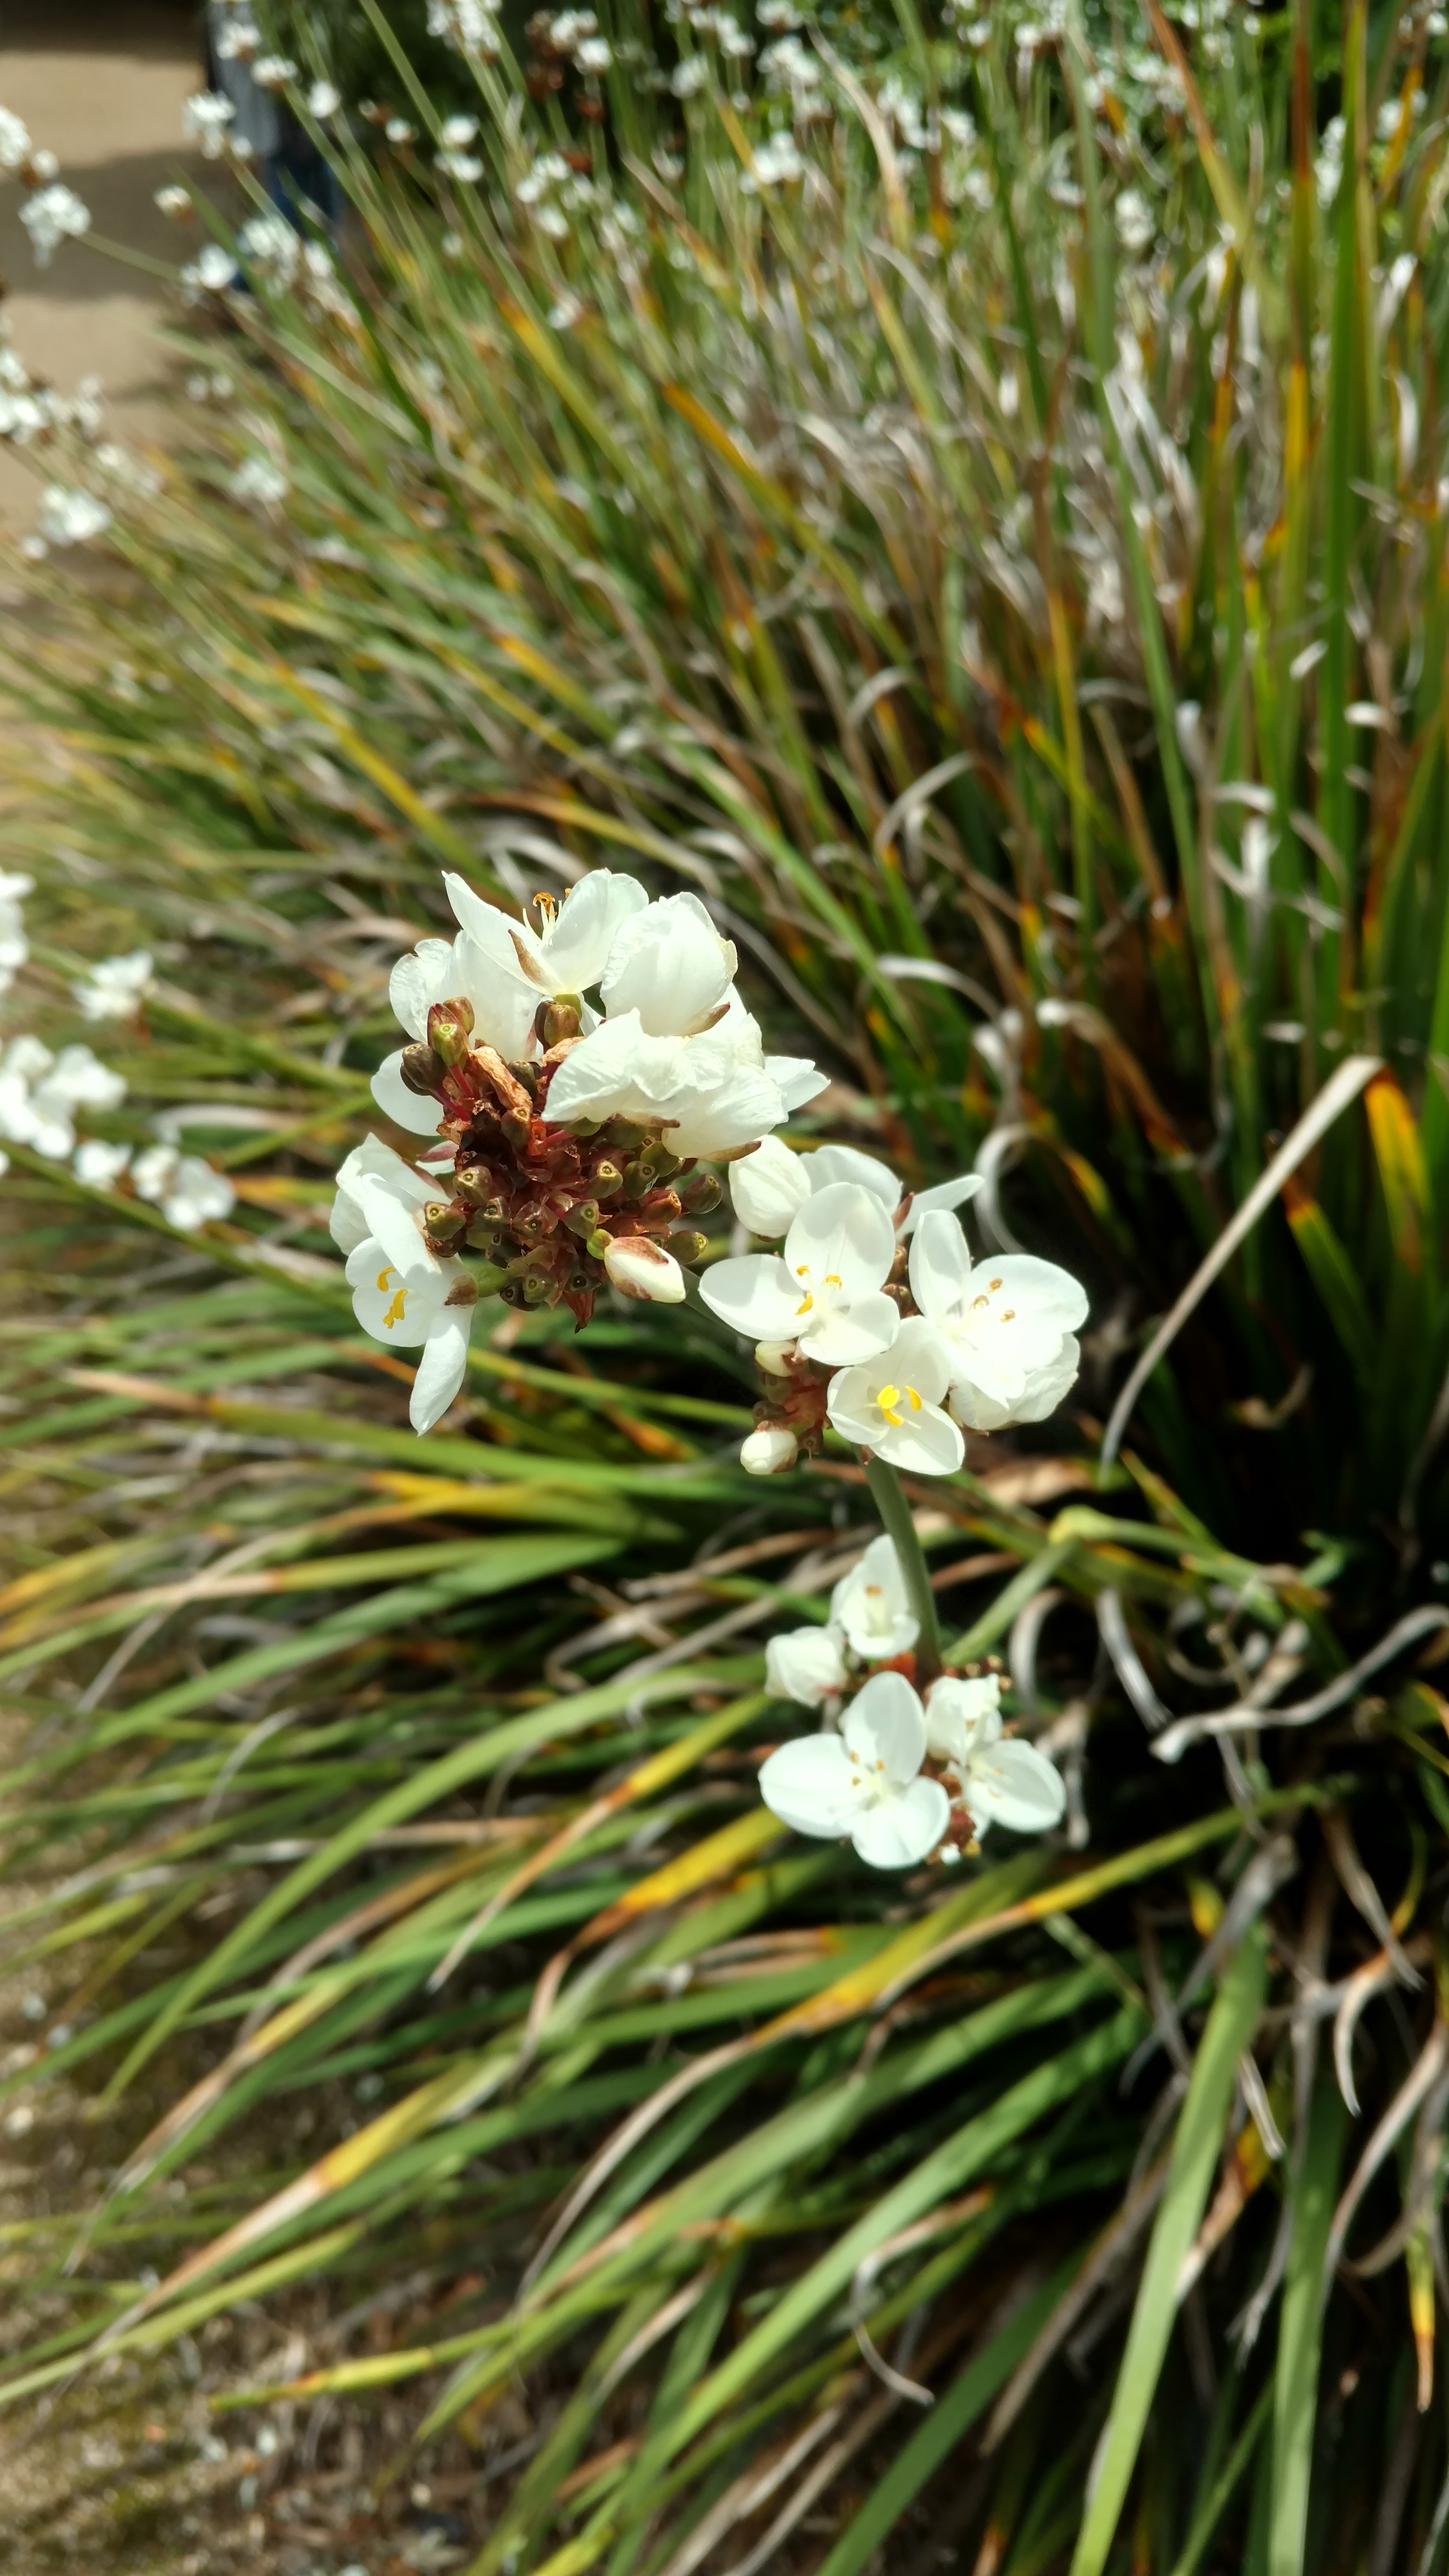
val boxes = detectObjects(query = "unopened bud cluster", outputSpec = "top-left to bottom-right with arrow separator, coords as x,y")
401,990 -> 720,1325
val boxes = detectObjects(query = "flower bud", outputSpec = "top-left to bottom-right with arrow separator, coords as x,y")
400,1042 -> 444,1097
563,1198 -> 601,1237
424,1201 -> 466,1245
668,1230 -> 709,1266
604,1235 -> 686,1303
508,1060 -> 542,1099
454,1163 -> 496,1206
741,1423 -> 799,1476
622,1159 -> 654,1202
585,1227 -> 613,1260
592,1160 -> 623,1199
427,995 -> 475,1067
755,1339 -> 796,1375
682,1170 -> 722,1215
540,992 -> 582,1047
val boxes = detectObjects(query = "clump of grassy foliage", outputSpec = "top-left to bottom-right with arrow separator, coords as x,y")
5,0 -> 1449,2566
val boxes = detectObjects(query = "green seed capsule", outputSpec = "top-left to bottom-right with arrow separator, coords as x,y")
682,1171 -> 722,1215
592,1160 -> 623,1199
400,1043 -> 443,1096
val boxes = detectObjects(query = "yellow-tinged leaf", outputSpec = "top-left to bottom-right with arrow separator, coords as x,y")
585,1808 -> 786,1938
1366,1072 -> 1430,1271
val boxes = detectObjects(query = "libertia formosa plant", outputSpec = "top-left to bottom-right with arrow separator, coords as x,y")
344,861 -> 1084,1865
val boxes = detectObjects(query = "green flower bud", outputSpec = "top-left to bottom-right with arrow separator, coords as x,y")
427,996 -> 475,1068
400,1042 -> 443,1097
541,992 -> 582,1047
622,1159 -> 653,1201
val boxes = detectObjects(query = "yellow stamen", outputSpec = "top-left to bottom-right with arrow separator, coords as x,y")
907,1385 -> 922,1410
795,1262 -> 810,1278
990,1276 -> 1003,1290
795,1291 -> 814,1315
876,1381 -> 903,1426
382,1286 -> 409,1330
376,1265 -> 394,1292
823,1272 -> 843,1287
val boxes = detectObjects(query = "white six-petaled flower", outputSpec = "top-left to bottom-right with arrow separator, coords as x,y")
701,1181 -> 900,1367
759,1669 -> 950,1867
763,1534 -> 918,1709
907,1210 -> 1087,1431
728,1134 -> 982,1244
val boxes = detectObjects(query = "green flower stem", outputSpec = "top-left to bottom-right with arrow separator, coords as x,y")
862,1455 -> 943,1687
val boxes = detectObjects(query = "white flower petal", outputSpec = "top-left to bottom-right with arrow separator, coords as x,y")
783,1181 -> 896,1294
372,1049 -> 448,1136
797,1291 -> 900,1367
806,1143 -> 900,1208
759,1733 -> 864,1839
872,1406 -> 964,1476
901,1171 -> 984,1234
699,1252 -> 803,1340
965,1736 -> 1066,1833
831,1534 -> 918,1661
842,1668 -> 926,1784
349,1245 -> 442,1346
355,1174 -> 435,1277
924,1674 -> 1001,1766
768,1052 -> 829,1111
540,868 -> 647,991
410,1309 -> 473,1432
599,890 -> 735,1036
852,1775 -> 950,1868
729,1133 -> 811,1236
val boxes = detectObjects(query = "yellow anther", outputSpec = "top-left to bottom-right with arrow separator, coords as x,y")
877,1383 -> 900,1409
906,1385 -> 922,1411
795,1291 -> 814,1315
989,1277 -> 1003,1290
376,1265 -> 394,1292
823,1272 -> 843,1288
382,1286 -> 409,1331
795,1262 -> 810,1277
1001,1308 -> 1015,1322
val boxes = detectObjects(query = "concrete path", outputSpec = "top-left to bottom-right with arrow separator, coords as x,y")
0,1 -> 206,531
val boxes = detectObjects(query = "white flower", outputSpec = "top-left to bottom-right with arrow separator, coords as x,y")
604,1235 -> 686,1303
759,1669 -> 950,1868
0,870 -> 30,995
826,1316 -> 963,1476
0,107 -> 31,175
182,244 -> 238,297
741,1422 -> 798,1474
183,91 -> 236,157
133,1143 -> 236,1229
438,148 -> 484,182
73,1136 -> 132,1188
0,1040 -> 125,1160
72,950 -> 153,1020
21,184 -> 90,268
346,1234 -> 478,1433
445,865 -> 646,1014
330,1135 -> 443,1259
765,1623 -> 848,1706
252,55 -> 298,88
553,999 -> 822,1163
831,1532 -> 917,1660
925,1674 -> 1065,1835
309,79 -> 343,119
747,132 -> 805,188
214,10 -> 260,60
230,454 -> 290,507
671,55 -> 709,95
577,35 -> 613,69
908,1211 -> 1087,1431
239,212 -> 301,284
386,118 -> 417,145
1114,187 -> 1155,255
441,114 -> 479,147
34,485 -> 110,549
729,1135 -> 982,1241
39,1044 -> 126,1114
701,1181 -> 899,1366
371,913 -> 546,1136
598,892 -> 736,1038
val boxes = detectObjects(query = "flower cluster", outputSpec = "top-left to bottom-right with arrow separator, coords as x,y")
0,101 -> 91,274
759,1537 -> 1066,1869
709,1142 -> 1087,1476
0,871 -> 31,1000
336,867 -> 824,1431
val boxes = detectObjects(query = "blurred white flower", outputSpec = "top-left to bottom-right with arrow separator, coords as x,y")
230,453 -> 290,507
745,132 -> 805,189
239,212 -> 300,285
183,91 -> 237,157
35,485 -> 110,547
438,148 -> 483,182
132,1143 -> 236,1231
308,79 -> 342,120
21,183 -> 90,268
251,55 -> 298,89
441,115 -> 479,146
386,118 -> 417,145
0,1039 -> 125,1160
577,36 -> 614,70
73,1136 -> 132,1189
182,244 -> 239,297
0,868 -> 31,998
72,950 -> 153,1021
0,106 -> 32,174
